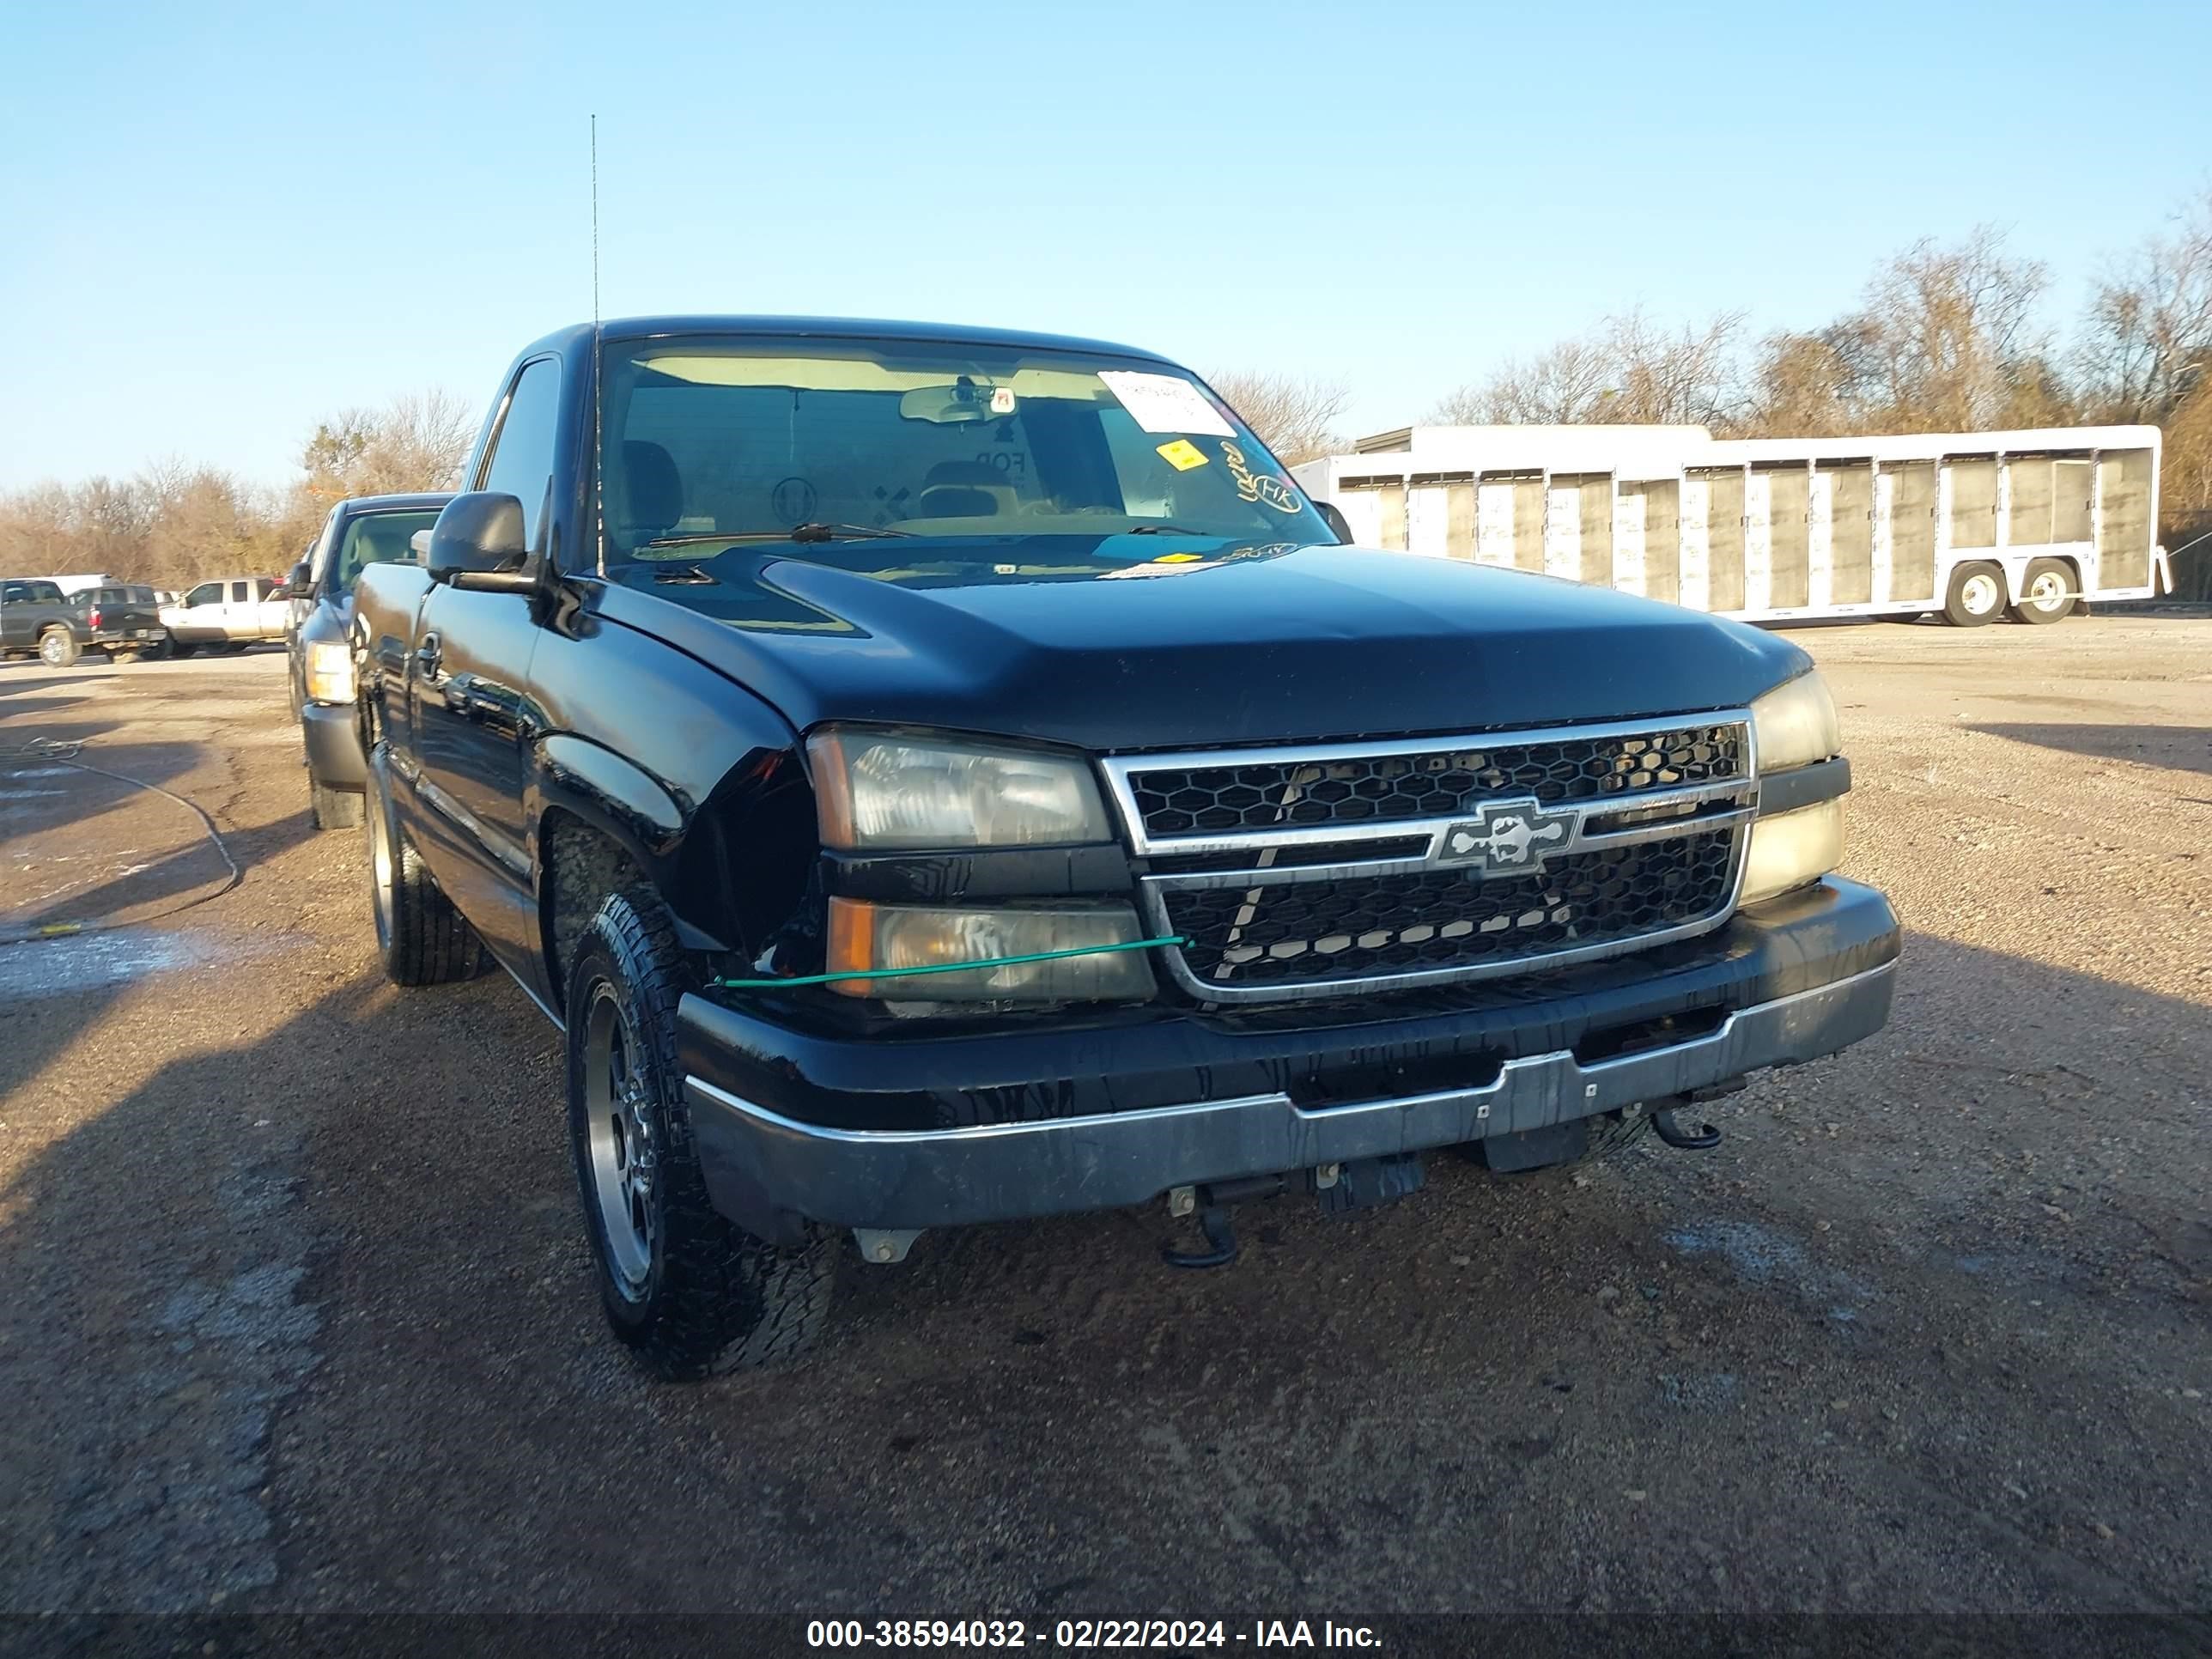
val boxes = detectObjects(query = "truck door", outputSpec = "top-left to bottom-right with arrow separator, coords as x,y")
406,354 -> 562,951
0,581 -> 28,649
174,581 -> 222,641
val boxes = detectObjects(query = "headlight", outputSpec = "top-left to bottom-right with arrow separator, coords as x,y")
1751,671 -> 1840,772
304,641 -> 354,703
810,728 -> 1113,850
1741,799 -> 1844,906
824,898 -> 1155,1001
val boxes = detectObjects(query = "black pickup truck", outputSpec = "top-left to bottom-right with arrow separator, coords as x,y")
350,316 -> 1899,1377
0,578 -> 165,665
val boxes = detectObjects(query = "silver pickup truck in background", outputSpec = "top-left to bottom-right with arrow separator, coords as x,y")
160,575 -> 289,654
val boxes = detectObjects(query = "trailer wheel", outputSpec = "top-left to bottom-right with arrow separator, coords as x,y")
2008,557 -> 2075,624
1942,562 -> 2006,628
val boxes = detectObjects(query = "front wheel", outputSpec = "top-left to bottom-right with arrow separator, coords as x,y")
38,628 -> 80,668
311,775 -> 363,830
567,886 -> 837,1378
363,754 -> 480,984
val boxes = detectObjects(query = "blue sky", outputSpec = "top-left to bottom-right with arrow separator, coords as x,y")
3,0 -> 2208,489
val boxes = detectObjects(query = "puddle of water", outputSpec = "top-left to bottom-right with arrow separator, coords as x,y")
0,929 -> 228,1002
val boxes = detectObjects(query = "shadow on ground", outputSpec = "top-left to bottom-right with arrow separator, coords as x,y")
1,928 -> 2206,1624
1973,723 -> 2212,776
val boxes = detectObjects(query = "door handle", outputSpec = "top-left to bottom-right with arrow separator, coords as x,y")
416,632 -> 443,676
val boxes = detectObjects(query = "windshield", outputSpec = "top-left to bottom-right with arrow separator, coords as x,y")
331,509 -> 441,592
596,337 -> 1329,566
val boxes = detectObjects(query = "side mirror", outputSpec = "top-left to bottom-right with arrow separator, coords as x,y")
278,560 -> 313,599
1313,500 -> 1354,545
428,492 -> 536,592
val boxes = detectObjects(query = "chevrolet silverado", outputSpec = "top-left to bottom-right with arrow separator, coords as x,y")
348,316 -> 1899,1377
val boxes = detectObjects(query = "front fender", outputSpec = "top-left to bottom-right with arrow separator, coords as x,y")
526,732 -> 695,931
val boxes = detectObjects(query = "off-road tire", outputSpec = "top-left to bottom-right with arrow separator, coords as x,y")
2008,556 -> 2076,625
38,628 -> 79,667
566,885 -> 837,1378
1942,561 -> 2006,628
167,640 -> 198,659
311,775 -> 364,831
364,754 -> 480,985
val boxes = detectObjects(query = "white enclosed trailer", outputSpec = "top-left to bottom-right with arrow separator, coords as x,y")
1290,424 -> 2170,625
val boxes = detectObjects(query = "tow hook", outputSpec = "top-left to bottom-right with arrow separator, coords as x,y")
1159,1174 -> 1285,1269
1650,1103 -> 1723,1150
1160,1156 -> 1427,1268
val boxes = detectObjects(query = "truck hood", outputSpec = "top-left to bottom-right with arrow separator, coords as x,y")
601,538 -> 1810,751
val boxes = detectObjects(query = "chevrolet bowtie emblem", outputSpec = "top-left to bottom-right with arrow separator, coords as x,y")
1436,798 -> 1577,874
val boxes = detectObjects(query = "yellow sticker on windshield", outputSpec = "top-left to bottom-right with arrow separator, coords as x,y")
1153,552 -> 1206,563
1156,439 -> 1208,471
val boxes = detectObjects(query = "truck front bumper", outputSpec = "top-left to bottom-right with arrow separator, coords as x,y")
301,702 -> 368,789
678,877 -> 1899,1235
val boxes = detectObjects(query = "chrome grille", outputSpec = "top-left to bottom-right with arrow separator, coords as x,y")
1127,722 -> 1744,839
1160,829 -> 1739,989
1103,714 -> 1756,1003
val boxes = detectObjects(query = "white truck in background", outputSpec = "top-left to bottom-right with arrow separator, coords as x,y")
160,574 -> 291,655
1291,423 -> 2170,627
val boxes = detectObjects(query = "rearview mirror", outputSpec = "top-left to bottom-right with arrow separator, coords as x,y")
428,492 -> 529,587
897,382 -> 994,425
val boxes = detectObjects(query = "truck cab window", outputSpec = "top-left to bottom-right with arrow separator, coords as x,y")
185,582 -> 221,607
478,358 -> 562,555
334,510 -> 443,592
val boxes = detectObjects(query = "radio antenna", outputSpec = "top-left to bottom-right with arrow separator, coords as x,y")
591,113 -> 605,574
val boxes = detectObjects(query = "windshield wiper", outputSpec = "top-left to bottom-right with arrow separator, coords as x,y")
789,522 -> 913,543
638,524 -> 915,550
1123,523 -> 1208,536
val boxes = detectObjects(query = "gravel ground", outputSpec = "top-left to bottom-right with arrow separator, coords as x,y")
0,621 -> 2206,1638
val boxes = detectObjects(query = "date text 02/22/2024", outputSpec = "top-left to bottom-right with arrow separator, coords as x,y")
804,1619 -> 1382,1649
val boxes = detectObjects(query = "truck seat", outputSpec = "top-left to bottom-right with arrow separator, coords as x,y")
621,441 -> 685,541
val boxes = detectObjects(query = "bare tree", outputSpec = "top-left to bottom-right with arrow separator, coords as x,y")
1599,308 -> 1747,426
2075,186 -> 2212,423
1432,310 -> 1746,428
1206,371 -> 1351,465
1741,329 -> 1861,435
1431,336 -> 1613,425
1831,227 -> 2055,431
301,389 -> 477,502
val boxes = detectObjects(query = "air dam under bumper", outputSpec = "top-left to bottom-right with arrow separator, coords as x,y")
680,886 -> 1898,1233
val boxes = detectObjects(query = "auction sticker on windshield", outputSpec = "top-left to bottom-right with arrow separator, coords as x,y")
1098,371 -> 1234,437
